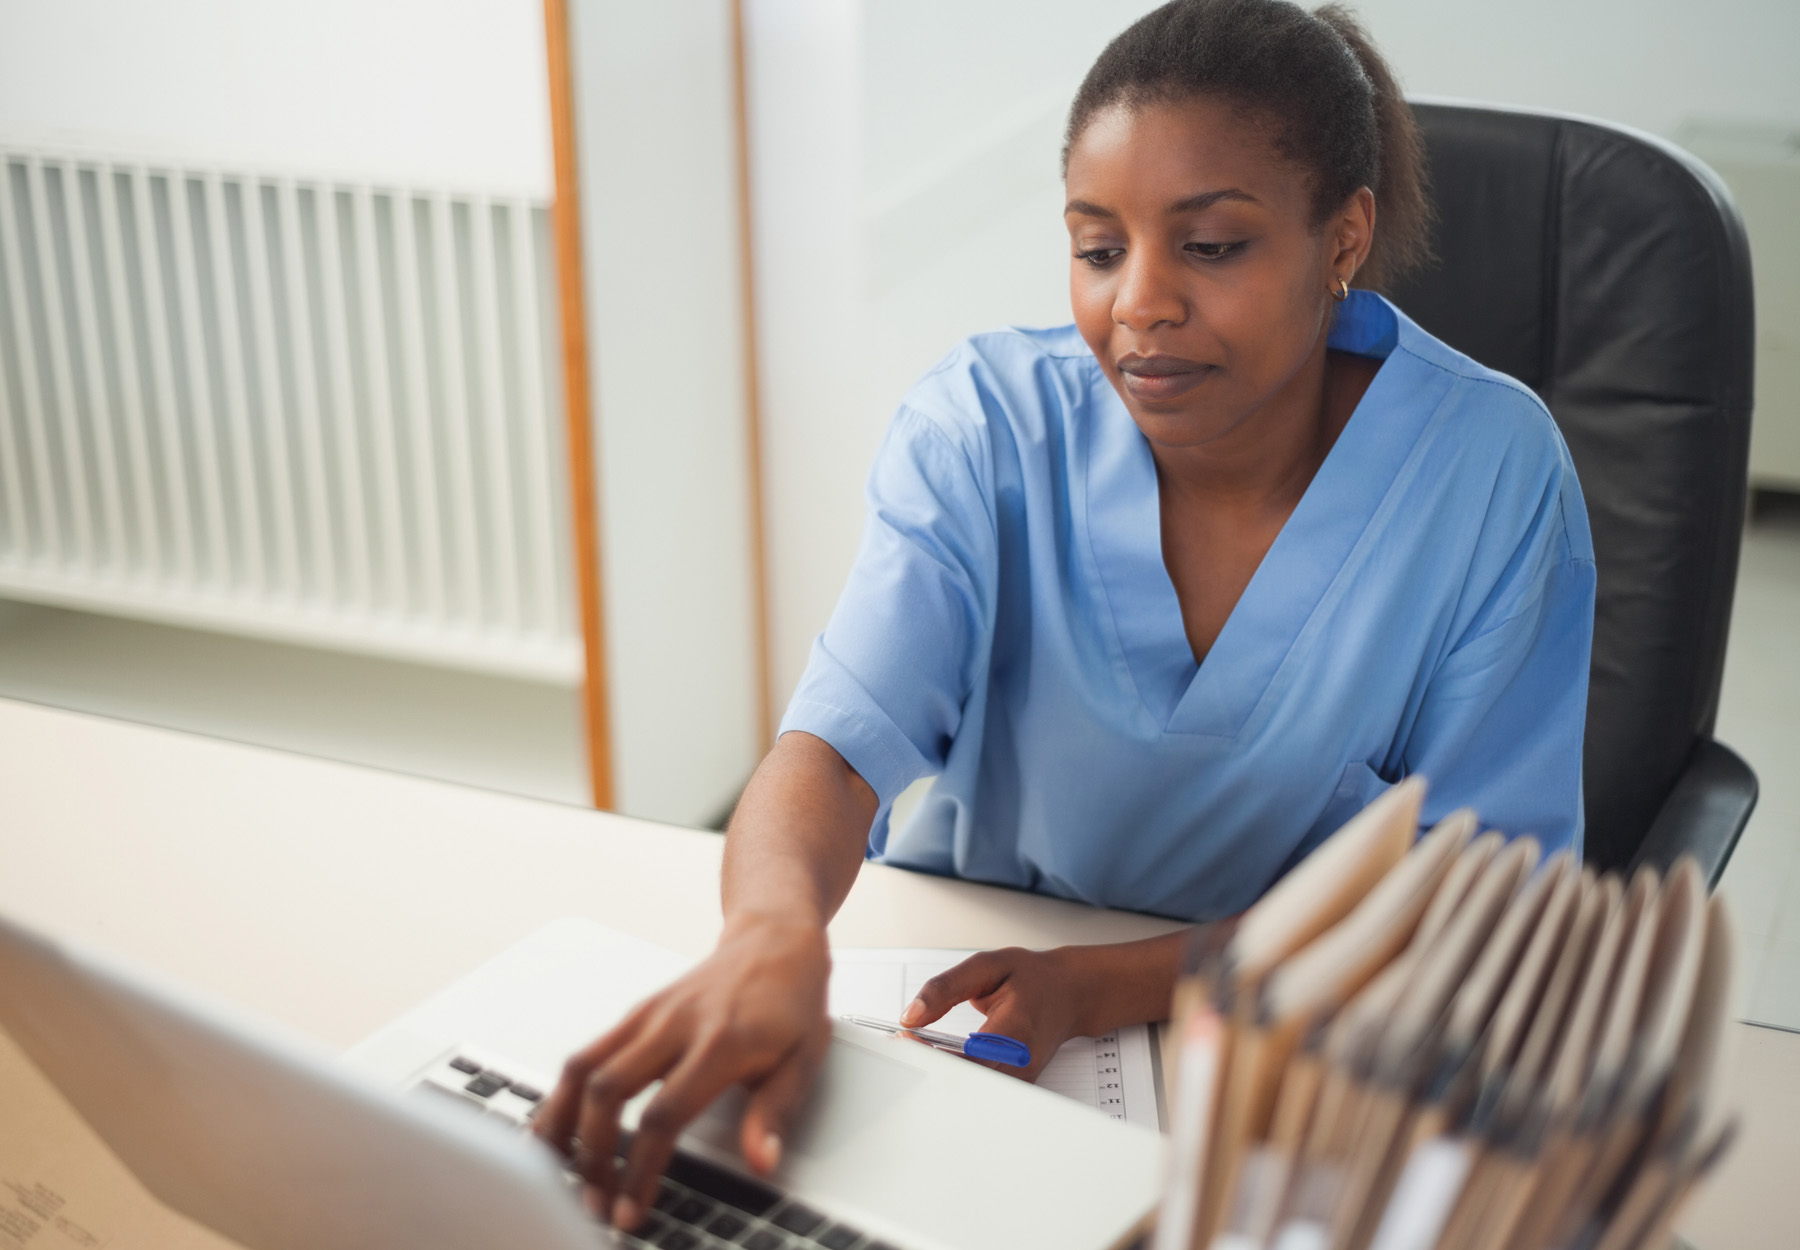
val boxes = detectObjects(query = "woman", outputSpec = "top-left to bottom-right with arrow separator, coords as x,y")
538,0 -> 1595,1229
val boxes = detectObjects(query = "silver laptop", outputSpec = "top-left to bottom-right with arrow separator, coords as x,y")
0,909 -> 1163,1250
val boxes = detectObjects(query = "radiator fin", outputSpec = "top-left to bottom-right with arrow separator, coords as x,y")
0,152 -> 577,681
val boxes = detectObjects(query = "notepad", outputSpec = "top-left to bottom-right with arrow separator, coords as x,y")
828,948 -> 1162,1129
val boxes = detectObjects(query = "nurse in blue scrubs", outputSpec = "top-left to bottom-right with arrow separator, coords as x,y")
539,0 -> 1596,1226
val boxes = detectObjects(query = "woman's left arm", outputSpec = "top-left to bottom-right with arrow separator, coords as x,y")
1402,545 -> 1597,858
1391,392 -> 1599,858
899,931 -> 1190,1082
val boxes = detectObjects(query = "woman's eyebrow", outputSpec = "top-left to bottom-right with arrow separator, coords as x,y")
1169,188 -> 1259,213
1063,188 -> 1261,218
1064,198 -> 1115,218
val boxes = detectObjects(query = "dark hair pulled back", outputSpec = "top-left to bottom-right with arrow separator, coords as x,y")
1064,0 -> 1431,291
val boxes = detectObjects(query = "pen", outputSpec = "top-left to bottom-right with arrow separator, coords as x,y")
841,1014 -> 1032,1068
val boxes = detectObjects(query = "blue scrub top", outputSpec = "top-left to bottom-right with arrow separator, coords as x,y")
779,291 -> 1596,922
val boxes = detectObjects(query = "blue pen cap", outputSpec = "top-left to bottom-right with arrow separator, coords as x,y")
963,1032 -> 1031,1067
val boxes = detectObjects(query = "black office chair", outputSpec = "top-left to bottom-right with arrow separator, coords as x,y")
1385,101 -> 1758,885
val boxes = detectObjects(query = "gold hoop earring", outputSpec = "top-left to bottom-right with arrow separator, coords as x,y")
1332,277 -> 1350,302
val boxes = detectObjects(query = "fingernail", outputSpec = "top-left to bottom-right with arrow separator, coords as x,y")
900,997 -> 925,1026
612,1195 -> 640,1231
582,1186 -> 606,1220
763,1130 -> 783,1170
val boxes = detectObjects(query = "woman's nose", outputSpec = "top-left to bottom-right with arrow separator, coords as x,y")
1113,252 -> 1187,331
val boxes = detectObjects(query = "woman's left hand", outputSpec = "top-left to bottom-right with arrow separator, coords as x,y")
898,946 -> 1096,1083
899,932 -> 1191,1082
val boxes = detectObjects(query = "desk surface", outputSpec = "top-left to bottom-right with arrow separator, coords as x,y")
0,697 -> 1791,1249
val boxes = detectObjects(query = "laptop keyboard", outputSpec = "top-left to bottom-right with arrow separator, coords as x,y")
409,1049 -> 898,1250
629,1147 -> 896,1250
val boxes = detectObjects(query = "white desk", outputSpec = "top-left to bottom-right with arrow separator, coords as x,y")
0,697 -> 1790,1249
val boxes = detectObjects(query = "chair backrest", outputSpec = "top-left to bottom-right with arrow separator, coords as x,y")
1385,101 -> 1756,873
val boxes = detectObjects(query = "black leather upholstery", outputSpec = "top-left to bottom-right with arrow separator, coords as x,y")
1385,102 -> 1758,879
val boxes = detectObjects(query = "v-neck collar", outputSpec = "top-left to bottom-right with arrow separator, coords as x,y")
1083,292 -> 1445,738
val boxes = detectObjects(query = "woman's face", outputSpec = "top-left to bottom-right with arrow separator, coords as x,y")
1064,95 -> 1365,452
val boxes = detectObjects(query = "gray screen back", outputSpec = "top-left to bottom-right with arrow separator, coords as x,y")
0,911 -> 599,1250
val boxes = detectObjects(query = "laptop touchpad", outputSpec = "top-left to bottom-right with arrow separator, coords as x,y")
784,1039 -> 923,1158
690,1038 -> 922,1161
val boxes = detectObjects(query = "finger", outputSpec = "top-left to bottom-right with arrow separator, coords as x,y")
613,1029 -> 748,1230
740,1025 -> 830,1174
962,1001 -> 1053,1082
903,949 -> 1012,1027
535,1001 -> 655,1152
572,1029 -> 687,1215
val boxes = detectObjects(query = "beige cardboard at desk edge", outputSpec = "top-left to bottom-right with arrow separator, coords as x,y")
0,1027 -> 242,1250
0,698 -> 1791,1250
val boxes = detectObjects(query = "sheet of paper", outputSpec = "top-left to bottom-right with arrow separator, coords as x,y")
0,1029 -> 242,1250
828,947 -> 1162,1129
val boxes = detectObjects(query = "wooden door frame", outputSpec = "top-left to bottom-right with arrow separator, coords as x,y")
542,0 -> 613,808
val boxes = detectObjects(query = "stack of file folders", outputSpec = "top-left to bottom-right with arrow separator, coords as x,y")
1152,778 -> 1738,1250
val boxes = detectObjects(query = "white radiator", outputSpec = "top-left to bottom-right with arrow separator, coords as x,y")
0,149 -> 577,682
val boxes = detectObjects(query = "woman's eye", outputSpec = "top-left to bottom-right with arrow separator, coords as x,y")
1187,241 -> 1244,260
1073,247 -> 1122,268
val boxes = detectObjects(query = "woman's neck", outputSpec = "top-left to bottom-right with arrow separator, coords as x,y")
1151,344 -> 1381,664
1151,344 -> 1376,518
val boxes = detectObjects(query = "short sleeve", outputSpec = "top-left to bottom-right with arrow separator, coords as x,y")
1404,492 -> 1597,857
778,405 -> 997,814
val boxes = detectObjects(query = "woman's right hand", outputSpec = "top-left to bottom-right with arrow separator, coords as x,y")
533,912 -> 833,1232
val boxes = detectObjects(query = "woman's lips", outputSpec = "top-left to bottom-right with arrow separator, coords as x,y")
1116,354 -> 1215,403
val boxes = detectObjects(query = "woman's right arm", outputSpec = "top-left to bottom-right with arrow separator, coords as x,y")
533,731 -> 875,1231
539,394 -> 995,1231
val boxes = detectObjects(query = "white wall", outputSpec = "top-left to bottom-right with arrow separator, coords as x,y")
0,0 -> 551,196
744,0 -> 1800,716
738,1 -> 866,731
569,0 -> 761,825
1357,0 -> 1800,141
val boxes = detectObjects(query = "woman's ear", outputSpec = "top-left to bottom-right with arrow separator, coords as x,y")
1329,186 -> 1377,290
